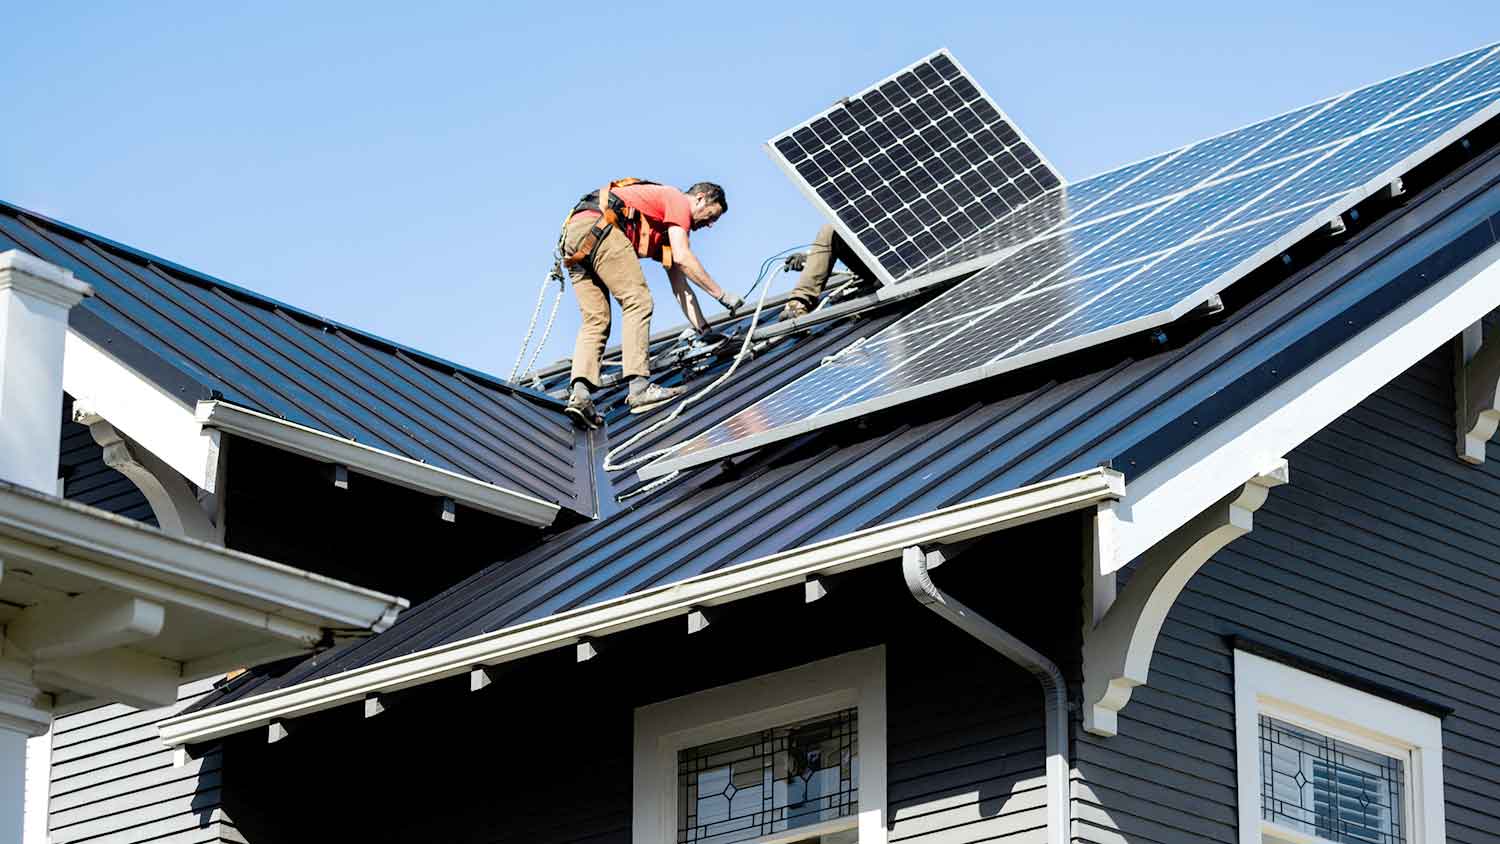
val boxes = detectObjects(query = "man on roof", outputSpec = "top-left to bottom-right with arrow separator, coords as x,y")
779,223 -> 875,321
560,179 -> 743,429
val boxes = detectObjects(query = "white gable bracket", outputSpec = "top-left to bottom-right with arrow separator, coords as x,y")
72,403 -> 219,541
1082,460 -> 1288,737
1455,320 -> 1500,463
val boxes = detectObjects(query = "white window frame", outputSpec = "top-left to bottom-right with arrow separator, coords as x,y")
1233,649 -> 1445,844
633,646 -> 887,844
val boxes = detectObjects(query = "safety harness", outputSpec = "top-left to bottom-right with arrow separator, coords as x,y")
560,178 -> 675,272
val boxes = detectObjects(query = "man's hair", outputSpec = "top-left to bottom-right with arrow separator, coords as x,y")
685,182 -> 727,212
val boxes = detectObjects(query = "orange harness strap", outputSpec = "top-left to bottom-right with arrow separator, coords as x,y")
560,178 -> 672,271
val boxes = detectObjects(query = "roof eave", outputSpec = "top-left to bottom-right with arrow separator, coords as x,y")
195,400 -> 563,527
157,466 -> 1124,748
0,481 -> 409,635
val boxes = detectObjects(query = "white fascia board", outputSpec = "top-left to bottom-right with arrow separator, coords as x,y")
0,481 -> 407,636
62,330 -> 222,492
1108,211 -> 1500,573
194,401 -> 560,527
157,466 -> 1124,748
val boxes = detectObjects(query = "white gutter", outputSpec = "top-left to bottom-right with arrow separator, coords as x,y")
194,401 -> 562,527
0,481 -> 408,637
159,466 -> 1124,748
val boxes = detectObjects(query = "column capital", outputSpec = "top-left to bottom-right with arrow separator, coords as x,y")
0,250 -> 92,309
0,664 -> 51,737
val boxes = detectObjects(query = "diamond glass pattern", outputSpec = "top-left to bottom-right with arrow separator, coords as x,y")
640,43 -> 1500,480
677,709 -> 858,844
769,49 -> 1063,286
1260,716 -> 1406,844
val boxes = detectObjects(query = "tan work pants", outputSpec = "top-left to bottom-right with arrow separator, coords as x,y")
563,214 -> 653,388
788,223 -> 874,307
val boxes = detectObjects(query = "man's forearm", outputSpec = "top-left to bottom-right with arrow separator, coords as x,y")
674,251 -> 725,299
669,270 -> 710,331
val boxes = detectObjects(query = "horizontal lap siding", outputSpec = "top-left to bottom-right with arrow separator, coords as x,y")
1074,345 -> 1500,843
50,678 -> 234,844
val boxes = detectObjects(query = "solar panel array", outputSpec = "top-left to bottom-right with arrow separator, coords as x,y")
768,49 -> 1063,287
640,43 -> 1500,480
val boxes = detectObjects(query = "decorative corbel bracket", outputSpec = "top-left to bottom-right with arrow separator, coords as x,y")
1081,460 -> 1289,737
72,402 -> 219,541
1455,321 -> 1500,464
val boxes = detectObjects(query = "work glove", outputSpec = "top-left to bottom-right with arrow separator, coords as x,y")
717,292 -> 746,315
784,252 -> 808,272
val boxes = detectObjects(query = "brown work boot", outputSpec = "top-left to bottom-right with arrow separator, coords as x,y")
565,392 -> 604,429
779,299 -> 811,322
625,383 -> 685,414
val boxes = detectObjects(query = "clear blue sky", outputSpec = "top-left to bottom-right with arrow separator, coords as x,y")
4,2 -> 1495,378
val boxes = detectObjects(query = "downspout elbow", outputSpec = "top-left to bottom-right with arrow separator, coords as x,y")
901,546 -> 1071,844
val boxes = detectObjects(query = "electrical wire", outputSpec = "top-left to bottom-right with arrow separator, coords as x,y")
603,244 -> 808,478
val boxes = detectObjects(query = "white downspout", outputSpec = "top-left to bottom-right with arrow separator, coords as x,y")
902,545 -> 1070,844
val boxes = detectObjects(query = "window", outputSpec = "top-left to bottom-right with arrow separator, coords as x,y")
635,647 -> 886,844
1233,649 -> 1445,844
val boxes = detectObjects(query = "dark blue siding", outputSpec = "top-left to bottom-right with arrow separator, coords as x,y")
1074,344 -> 1500,844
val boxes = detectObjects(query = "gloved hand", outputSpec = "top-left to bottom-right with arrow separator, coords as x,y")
717,292 -> 746,315
784,252 -> 808,272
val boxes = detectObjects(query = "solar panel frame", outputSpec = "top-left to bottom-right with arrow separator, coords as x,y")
766,48 -> 1065,291
639,43 -> 1500,481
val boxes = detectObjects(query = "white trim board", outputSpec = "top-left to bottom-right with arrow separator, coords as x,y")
157,466 -> 1123,748
194,400 -> 560,527
1233,649 -> 1445,844
634,647 -> 886,844
1106,168 -> 1500,573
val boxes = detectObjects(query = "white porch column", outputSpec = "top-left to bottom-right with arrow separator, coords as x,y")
0,250 -> 92,492
0,249 -> 92,844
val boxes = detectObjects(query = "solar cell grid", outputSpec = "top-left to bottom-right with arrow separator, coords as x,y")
639,42 -> 1500,480
770,49 -> 1063,287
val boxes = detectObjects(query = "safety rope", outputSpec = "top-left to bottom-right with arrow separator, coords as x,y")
509,259 -> 565,383
519,274 -> 565,383
602,245 -> 807,476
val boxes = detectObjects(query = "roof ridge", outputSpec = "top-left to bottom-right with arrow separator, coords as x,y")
0,198 -> 563,409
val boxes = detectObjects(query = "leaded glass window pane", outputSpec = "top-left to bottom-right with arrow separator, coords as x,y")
677,708 -> 858,844
1260,715 -> 1406,844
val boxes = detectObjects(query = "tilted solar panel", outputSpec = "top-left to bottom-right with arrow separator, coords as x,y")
768,49 -> 1063,288
638,43 -> 1500,480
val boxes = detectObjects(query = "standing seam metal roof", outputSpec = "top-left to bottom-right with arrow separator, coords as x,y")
190,117 -> 1500,712
0,200 -> 592,516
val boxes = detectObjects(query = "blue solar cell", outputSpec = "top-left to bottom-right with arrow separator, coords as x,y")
1423,48 -> 1500,109
1075,103 -> 1324,222
1249,46 -> 1491,165
1013,215 -> 1307,355
1059,153 -> 1173,211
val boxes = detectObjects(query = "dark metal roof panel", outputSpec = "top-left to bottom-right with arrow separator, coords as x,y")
196,137 -> 1500,712
0,201 -> 592,516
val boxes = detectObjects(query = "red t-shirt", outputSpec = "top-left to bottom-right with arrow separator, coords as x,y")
574,183 -> 692,263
